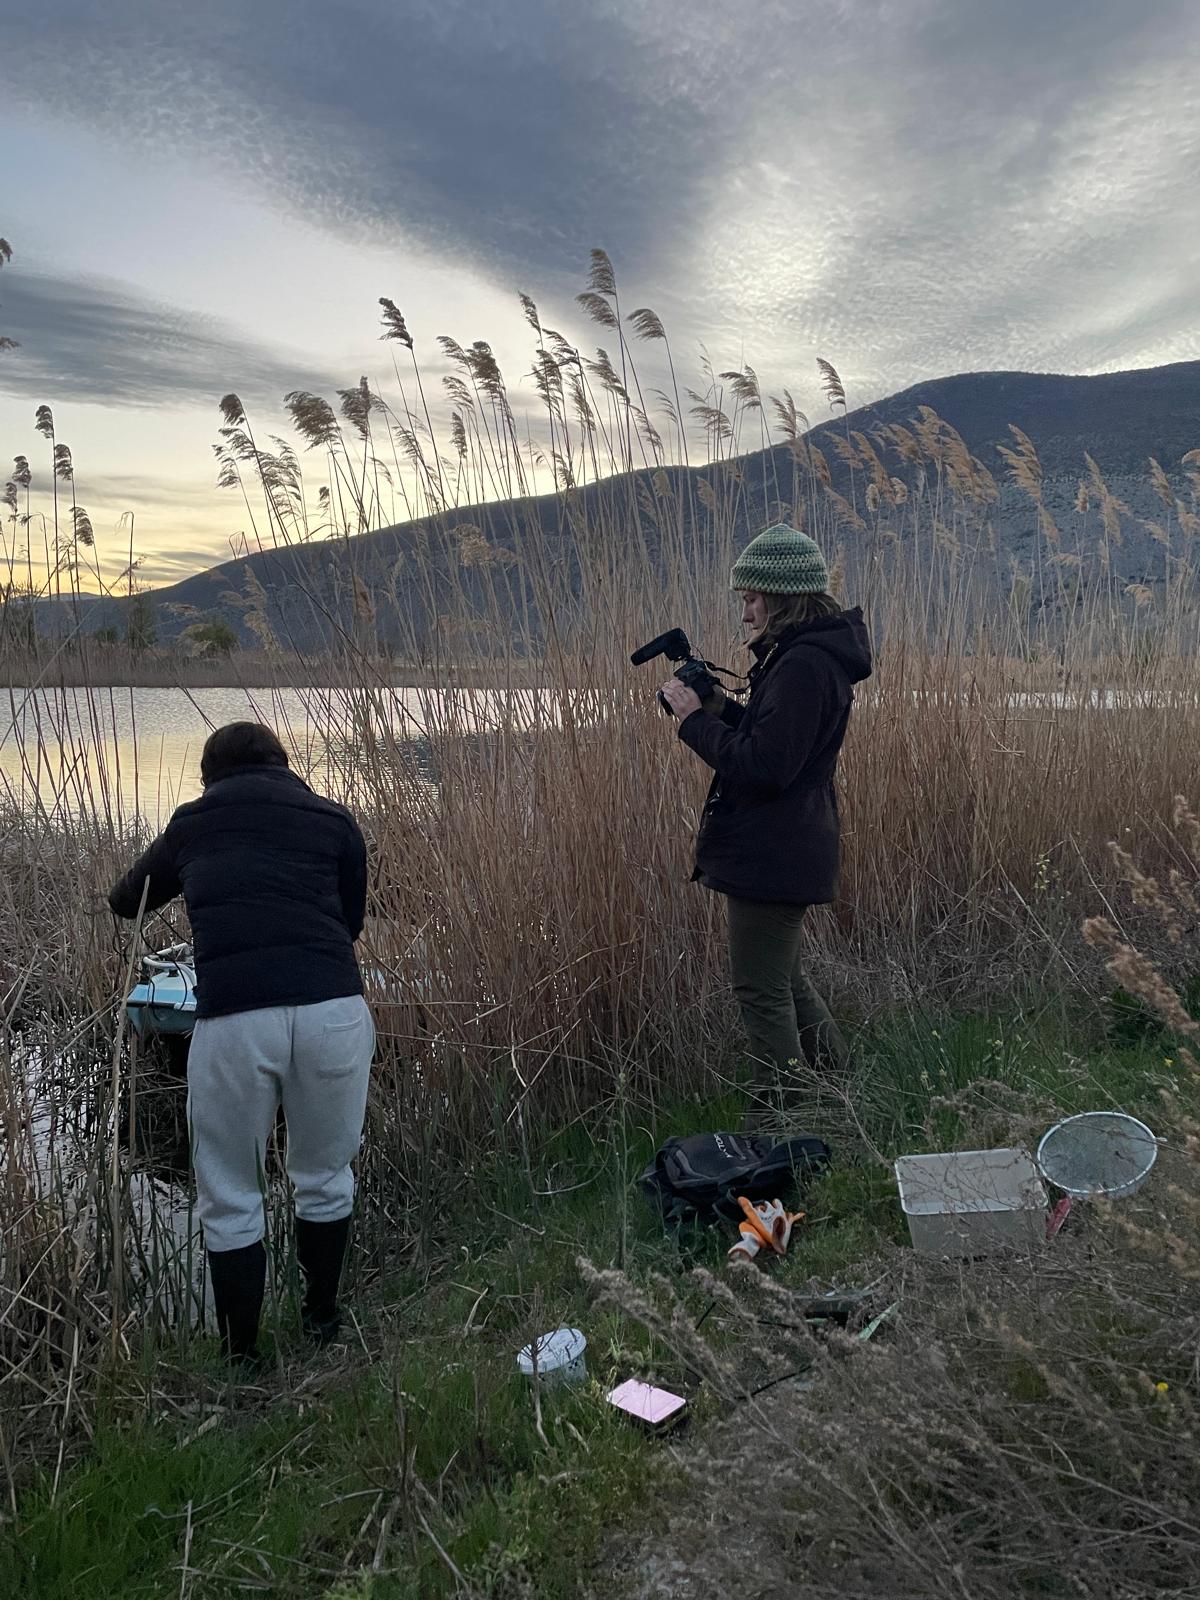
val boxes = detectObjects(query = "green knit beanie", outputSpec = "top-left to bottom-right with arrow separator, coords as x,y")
730,524 -> 829,595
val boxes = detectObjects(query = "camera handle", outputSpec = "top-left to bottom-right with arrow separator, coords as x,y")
658,659 -> 745,718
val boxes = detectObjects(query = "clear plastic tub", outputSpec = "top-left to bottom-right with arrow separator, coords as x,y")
895,1148 -> 1047,1256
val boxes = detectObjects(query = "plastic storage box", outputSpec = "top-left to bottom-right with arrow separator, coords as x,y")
894,1148 -> 1048,1256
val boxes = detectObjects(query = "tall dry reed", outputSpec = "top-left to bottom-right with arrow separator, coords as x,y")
1,255 -> 1199,1479
579,798 -> 1200,1599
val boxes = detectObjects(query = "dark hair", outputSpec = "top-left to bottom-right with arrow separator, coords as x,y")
200,722 -> 290,787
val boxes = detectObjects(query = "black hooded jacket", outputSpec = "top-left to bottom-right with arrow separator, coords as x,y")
676,607 -> 872,904
108,765 -> 367,1019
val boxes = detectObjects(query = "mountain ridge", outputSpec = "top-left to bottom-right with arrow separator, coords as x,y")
32,358 -> 1200,648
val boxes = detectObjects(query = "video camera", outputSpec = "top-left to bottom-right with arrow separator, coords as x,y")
630,628 -> 734,717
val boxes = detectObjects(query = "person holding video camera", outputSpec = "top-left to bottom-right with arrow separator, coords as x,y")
659,524 -> 871,1116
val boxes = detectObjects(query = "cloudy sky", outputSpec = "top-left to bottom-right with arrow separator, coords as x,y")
2,0 -> 1199,587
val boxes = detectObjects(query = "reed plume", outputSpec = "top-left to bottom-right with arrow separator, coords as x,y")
627,307 -> 666,341
285,391 -> 340,449
378,297 -> 414,349
338,377 -> 374,440
772,390 -> 810,442
218,393 -> 246,428
817,357 -> 847,410
576,291 -> 619,329
71,505 -> 94,547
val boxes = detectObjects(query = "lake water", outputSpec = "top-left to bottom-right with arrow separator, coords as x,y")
0,684 -> 544,823
2,681 -> 1190,823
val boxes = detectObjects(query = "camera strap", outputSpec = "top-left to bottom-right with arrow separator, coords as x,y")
702,659 -> 748,693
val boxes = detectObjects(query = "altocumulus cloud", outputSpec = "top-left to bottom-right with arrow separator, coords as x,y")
0,271 -> 339,408
2,0 -> 708,276
3,0 -> 1200,390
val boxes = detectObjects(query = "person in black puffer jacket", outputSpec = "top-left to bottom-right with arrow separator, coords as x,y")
109,722 -> 374,1365
658,525 -> 872,1119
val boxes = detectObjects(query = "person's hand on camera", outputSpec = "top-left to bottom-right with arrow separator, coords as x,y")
660,678 -> 703,720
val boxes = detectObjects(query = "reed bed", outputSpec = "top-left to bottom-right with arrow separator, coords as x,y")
586,811 -> 1200,1600
2,253 -> 1199,1490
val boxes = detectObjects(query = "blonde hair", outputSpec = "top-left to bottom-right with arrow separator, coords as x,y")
761,590 -> 840,641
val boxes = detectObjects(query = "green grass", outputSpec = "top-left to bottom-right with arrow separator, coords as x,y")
4,1373 -> 672,1599
4,1276 -> 674,1599
3,1005 -> 1188,1599
853,1002 -> 1182,1151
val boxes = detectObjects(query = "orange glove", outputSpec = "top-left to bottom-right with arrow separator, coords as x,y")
727,1196 -> 805,1264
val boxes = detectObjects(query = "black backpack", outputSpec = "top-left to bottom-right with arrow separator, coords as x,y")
639,1131 -> 831,1227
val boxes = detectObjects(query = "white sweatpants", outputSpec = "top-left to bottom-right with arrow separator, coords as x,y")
188,996 -> 375,1252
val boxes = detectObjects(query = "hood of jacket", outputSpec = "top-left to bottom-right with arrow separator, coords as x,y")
751,605 -> 872,685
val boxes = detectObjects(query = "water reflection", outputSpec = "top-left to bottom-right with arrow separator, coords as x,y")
6,680 -> 1186,824
0,684 -> 545,823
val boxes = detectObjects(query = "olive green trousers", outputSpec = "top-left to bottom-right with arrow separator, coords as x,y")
725,896 -> 849,1097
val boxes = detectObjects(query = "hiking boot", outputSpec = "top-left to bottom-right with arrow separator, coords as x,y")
301,1307 -> 343,1346
295,1215 -> 351,1346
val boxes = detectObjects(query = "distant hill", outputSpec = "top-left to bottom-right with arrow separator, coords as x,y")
32,359 -> 1200,651
805,361 -> 1200,478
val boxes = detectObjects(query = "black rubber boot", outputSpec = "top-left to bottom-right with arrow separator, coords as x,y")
207,1240 -> 266,1368
295,1215 -> 351,1346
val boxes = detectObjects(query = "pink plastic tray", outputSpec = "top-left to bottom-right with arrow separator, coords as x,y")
607,1379 -> 687,1429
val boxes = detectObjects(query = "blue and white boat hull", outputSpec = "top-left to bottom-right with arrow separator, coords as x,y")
125,948 -> 197,1038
